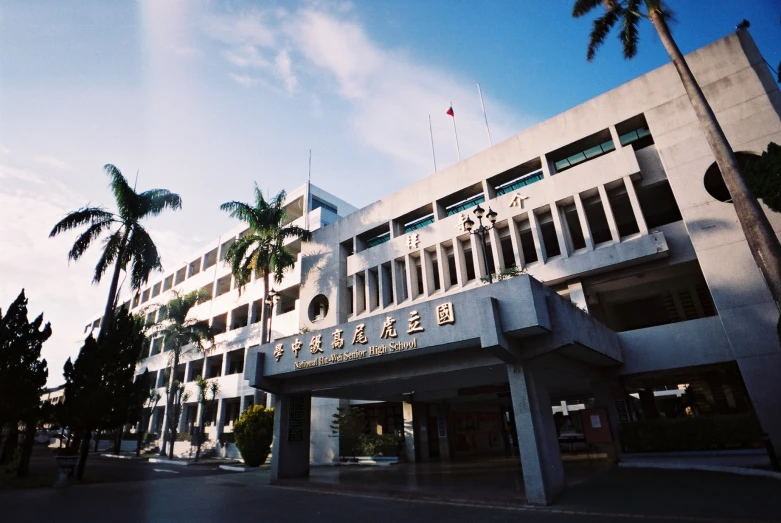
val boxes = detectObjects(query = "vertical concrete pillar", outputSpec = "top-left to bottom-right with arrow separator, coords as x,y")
270,394 -> 312,482
470,233 -> 487,280
422,249 -> 436,296
353,273 -> 366,315
177,403 -> 188,434
239,394 -> 248,413
393,258 -> 406,304
528,211 -> 547,263
366,269 -> 378,312
215,399 -> 226,439
414,404 -> 431,462
608,125 -> 622,149
220,354 -> 229,377
550,202 -> 570,258
507,216 -> 525,269
405,253 -> 420,300
453,237 -> 468,287
573,193 -> 595,251
489,227 -> 505,272
598,185 -> 621,243
567,281 -> 589,312
507,361 -> 565,506
434,403 -> 451,461
402,401 -> 416,463
540,153 -> 553,178
591,380 -> 623,463
436,243 -> 451,292
622,175 -> 648,235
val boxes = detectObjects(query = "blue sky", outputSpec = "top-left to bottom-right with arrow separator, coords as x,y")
1,0 -> 779,385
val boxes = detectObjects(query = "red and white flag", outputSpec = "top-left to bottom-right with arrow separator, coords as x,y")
446,105 -> 454,117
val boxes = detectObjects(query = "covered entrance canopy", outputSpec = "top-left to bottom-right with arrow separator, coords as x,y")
245,275 -> 623,505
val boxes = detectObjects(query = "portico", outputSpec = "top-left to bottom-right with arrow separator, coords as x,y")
245,275 -> 623,505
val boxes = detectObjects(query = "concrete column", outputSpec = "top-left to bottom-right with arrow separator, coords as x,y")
453,237 -> 468,287
507,361 -> 565,506
239,394 -> 248,413
177,403 -> 188,434
598,185 -> 621,243
528,211 -> 547,263
573,193 -> 595,251
379,264 -> 393,308
489,227 -> 504,272
414,404 -> 430,462
434,403 -> 452,461
393,258 -> 406,304
591,381 -> 623,463
220,353 -> 229,377
436,243 -> 451,292
507,217 -> 525,269
550,203 -> 570,258
422,249 -> 436,296
622,175 -> 648,235
353,273 -> 366,315
481,179 -> 495,201
270,394 -> 312,482
567,281 -> 589,312
215,399 -> 226,439
541,153 -> 553,178
405,253 -> 420,300
434,201 -> 447,221
366,269 -> 378,312
402,401 -> 416,463
470,233 -> 487,280
609,125 -> 622,149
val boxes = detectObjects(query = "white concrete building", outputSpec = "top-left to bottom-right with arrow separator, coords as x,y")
244,30 -> 781,505
82,184 -> 356,456
84,30 -> 780,504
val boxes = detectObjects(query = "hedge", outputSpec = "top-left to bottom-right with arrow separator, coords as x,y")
234,405 -> 274,467
619,413 -> 763,453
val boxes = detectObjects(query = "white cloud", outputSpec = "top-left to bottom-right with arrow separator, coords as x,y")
204,5 -> 533,173
274,49 -> 297,94
35,155 -> 72,171
0,146 -> 9,154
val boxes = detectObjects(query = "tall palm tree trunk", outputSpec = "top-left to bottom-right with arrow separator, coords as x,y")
16,418 -> 36,477
194,403 -> 206,462
649,11 -> 781,311
76,426 -> 91,480
97,227 -> 130,342
162,350 -> 180,458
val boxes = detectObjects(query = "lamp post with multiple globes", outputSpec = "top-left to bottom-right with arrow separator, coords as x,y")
461,204 -> 498,283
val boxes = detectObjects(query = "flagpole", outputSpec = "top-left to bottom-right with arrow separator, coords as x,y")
428,115 -> 437,172
450,101 -> 461,161
305,149 -> 311,232
477,83 -> 492,147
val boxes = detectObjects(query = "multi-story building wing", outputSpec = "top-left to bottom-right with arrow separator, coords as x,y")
83,184 -> 356,450
244,30 -> 781,505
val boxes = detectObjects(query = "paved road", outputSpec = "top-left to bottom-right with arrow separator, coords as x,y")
2,465 -> 780,523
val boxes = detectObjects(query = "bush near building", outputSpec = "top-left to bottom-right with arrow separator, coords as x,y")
233,405 -> 274,467
619,413 -> 763,453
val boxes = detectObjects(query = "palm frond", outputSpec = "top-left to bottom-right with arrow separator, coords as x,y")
138,189 -> 183,218
219,201 -> 262,230
66,219 -> 114,262
572,0 -> 603,17
104,164 -> 138,220
278,224 -> 313,242
587,6 -> 623,61
126,224 -> 162,290
620,0 -> 641,59
49,207 -> 115,237
93,229 -> 125,283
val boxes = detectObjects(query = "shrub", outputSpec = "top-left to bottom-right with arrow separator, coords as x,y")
234,405 -> 274,467
619,413 -> 763,453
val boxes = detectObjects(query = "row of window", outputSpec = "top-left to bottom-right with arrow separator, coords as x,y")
351,115 -> 654,254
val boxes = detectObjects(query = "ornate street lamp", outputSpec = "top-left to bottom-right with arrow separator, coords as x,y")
265,289 -> 279,343
461,204 -> 498,283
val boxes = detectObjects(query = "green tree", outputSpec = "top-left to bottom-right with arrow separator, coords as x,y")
744,142 -> 781,214
128,386 -> 160,457
193,375 -> 219,462
220,187 -> 312,344
148,290 -> 213,459
49,164 -> 182,342
0,290 -> 51,477
573,0 -> 781,312
233,405 -> 274,467
61,309 -> 146,479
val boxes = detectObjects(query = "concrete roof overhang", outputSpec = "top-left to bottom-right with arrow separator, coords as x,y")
245,275 -> 622,397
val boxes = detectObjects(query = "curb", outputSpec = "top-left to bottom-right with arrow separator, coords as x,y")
618,461 -> 781,480
219,465 -> 252,472
100,453 -> 145,460
147,458 -> 192,467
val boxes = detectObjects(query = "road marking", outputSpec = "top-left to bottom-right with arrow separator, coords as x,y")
152,469 -> 179,474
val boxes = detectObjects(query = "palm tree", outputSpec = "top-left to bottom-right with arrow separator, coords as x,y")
149,289 -> 213,459
573,0 -> 781,312
49,164 -> 182,341
193,375 -> 219,462
220,186 -> 312,344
